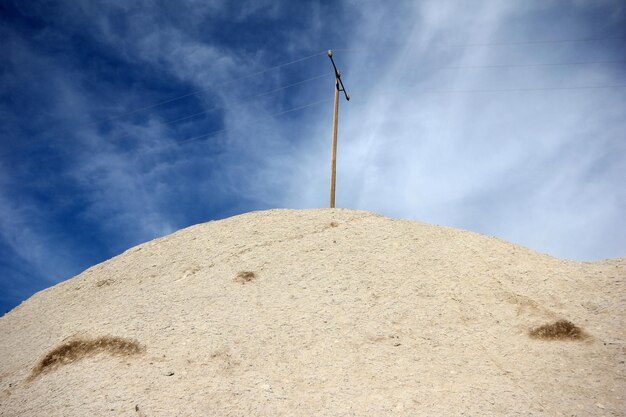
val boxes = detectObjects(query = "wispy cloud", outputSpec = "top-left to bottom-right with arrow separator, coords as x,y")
0,0 -> 624,313
283,0 -> 626,260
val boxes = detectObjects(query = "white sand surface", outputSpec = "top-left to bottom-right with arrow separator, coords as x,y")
1,209 -> 624,416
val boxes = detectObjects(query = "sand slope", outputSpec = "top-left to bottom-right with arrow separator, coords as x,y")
1,209 -> 624,416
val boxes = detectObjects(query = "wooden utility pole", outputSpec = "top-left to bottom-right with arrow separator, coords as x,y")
327,50 -> 349,208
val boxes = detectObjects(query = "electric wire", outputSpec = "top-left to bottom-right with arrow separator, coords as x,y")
22,79 -> 626,165
450,35 -> 626,47
332,35 -> 625,53
162,72 -> 331,126
0,72 -> 332,158
37,34 -> 624,139
373,83 -> 626,97
15,37 -> 621,153
171,98 -> 329,148
418,83 -> 626,94
5,37 -> 625,164
32,98 -> 331,165
38,50 -> 327,137
441,59 -> 626,70
58,35 -> 624,130
108,51 -> 327,119
9,56 -> 622,158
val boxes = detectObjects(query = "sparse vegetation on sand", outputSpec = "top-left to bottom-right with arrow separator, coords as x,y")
529,320 -> 587,340
234,271 -> 256,283
30,336 -> 144,379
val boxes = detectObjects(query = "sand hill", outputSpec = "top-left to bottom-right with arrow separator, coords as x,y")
0,209 -> 624,416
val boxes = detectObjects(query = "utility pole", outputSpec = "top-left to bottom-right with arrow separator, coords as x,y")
327,50 -> 349,208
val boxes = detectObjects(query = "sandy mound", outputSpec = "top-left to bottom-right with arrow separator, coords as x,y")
1,209 -> 624,416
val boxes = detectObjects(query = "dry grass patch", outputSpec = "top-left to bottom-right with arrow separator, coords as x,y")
30,336 -> 144,379
234,271 -> 256,284
95,278 -> 114,287
529,320 -> 587,341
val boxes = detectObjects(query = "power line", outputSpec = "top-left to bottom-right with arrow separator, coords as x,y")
38,50 -> 327,137
8,81 -> 624,163
109,51 -> 327,119
450,35 -> 626,47
162,73 -> 331,126
0,72 -> 331,158
172,99 -> 329,148
30,98 -> 331,165
345,58 -> 626,76
13,40 -> 622,152
442,59 -> 626,70
419,83 -> 626,94
6,43 -> 624,164
333,35 -> 625,53
27,82 -> 626,166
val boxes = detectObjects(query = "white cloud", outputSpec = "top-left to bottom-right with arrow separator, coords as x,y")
0,171 -> 77,284
1,0 -> 623,303
280,0 -> 626,260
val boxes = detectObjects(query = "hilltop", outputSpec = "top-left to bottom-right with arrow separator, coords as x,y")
1,209 -> 624,416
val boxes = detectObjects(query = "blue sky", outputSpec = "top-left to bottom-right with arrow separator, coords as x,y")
1,0 -> 625,315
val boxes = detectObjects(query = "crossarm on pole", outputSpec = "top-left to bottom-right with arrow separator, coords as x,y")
327,50 -> 350,101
